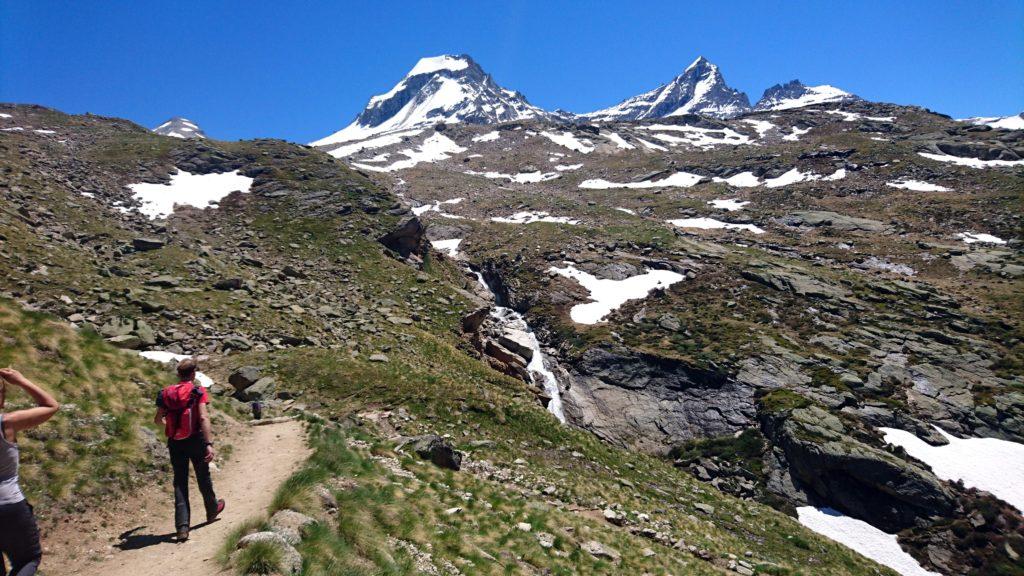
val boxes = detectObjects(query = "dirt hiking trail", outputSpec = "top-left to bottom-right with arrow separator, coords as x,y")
54,418 -> 309,576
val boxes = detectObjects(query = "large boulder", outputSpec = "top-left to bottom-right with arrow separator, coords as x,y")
229,366 -> 263,392
377,216 -> 427,258
404,434 -> 462,470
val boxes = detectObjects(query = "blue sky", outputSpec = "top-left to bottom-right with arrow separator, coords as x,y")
2,0 -> 1022,142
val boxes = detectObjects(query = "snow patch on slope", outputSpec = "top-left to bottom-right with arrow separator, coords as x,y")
353,133 -> 466,172
580,171 -> 703,190
549,264 -> 684,324
128,170 -> 253,219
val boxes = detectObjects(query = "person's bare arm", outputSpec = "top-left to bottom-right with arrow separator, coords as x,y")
0,368 -> 59,433
198,402 -> 215,463
154,407 -> 166,425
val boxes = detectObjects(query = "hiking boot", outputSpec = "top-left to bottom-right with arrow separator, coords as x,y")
207,499 -> 225,522
176,527 -> 189,542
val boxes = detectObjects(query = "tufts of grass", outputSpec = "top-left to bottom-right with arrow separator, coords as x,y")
233,539 -> 283,575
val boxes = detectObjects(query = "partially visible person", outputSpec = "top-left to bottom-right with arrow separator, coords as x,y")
154,358 -> 224,541
0,367 -> 59,576
250,400 -> 263,421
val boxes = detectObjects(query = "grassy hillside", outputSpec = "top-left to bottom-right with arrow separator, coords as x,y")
0,299 -> 174,510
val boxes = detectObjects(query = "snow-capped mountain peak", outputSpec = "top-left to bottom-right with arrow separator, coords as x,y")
753,80 -> 859,111
583,56 -> 751,121
312,54 -> 552,147
152,117 -> 206,139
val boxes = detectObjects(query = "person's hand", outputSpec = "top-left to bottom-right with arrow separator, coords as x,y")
205,445 -> 215,463
0,368 -> 24,384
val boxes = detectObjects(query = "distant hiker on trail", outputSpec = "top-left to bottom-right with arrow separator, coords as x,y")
155,358 -> 225,542
0,367 -> 60,576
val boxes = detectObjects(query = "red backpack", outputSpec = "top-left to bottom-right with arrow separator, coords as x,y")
161,382 -> 204,440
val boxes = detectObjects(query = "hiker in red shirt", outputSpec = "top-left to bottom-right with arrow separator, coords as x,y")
154,358 -> 224,541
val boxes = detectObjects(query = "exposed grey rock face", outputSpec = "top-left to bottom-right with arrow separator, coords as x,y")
377,215 -> 427,258
760,403 -> 956,532
584,57 -> 751,121
779,211 -> 890,233
561,346 -> 754,453
152,117 -> 206,139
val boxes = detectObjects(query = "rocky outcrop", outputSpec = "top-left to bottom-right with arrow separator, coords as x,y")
758,393 -> 956,532
562,346 -> 753,453
779,211 -> 890,233
377,215 -> 427,258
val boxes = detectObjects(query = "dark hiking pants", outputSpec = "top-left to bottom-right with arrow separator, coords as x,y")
0,499 -> 42,576
168,435 -> 218,530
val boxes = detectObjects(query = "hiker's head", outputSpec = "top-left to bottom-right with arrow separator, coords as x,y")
176,358 -> 198,382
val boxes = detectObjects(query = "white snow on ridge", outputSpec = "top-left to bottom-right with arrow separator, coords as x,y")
354,133 -> 466,172
965,114 -> 1024,131
554,164 -> 583,172
128,170 -> 253,220
580,171 -> 703,190
614,207 -> 637,215
797,507 -> 940,576
0,113 -> 11,119
708,199 -> 749,211
886,180 -> 950,192
549,264 -> 684,324
765,85 -> 854,111
919,152 -> 1024,168
408,55 -> 470,77
541,131 -> 594,153
827,110 -> 895,122
668,217 -> 764,234
326,129 -> 423,159
956,232 -> 1006,245
491,211 -> 578,225
880,426 -> 1024,513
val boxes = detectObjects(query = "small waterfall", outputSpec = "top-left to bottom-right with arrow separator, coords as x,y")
473,271 -> 566,423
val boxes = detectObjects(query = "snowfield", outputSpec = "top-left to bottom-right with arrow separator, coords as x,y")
640,124 -> 751,148
713,172 -> 760,187
326,129 -> 424,159
965,114 -> 1024,131
580,171 -> 703,189
826,109 -> 894,122
603,132 -> 635,149
919,152 -> 1024,168
668,217 -> 765,234
541,131 -> 594,153
472,130 -> 501,142
412,197 -> 464,216
956,232 -> 1007,245
764,167 -> 845,188
549,264 -> 684,324
128,170 -> 254,220
430,238 -> 462,257
796,507 -> 940,576
491,211 -> 578,225
354,133 -> 466,172
880,426 -> 1024,513
782,126 -> 811,141
708,199 -> 749,211
886,179 -> 950,192
762,85 -> 854,111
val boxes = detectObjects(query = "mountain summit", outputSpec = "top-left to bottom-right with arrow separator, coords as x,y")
152,117 -> 205,139
583,57 -> 751,121
754,79 -> 859,111
312,54 -> 551,146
